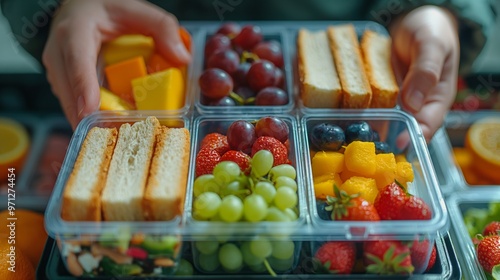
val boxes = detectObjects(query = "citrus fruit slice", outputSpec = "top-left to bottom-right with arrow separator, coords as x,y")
465,116 -> 500,183
0,118 -> 30,182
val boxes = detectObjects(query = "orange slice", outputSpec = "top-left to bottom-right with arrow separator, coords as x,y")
0,118 -> 30,182
465,116 -> 500,183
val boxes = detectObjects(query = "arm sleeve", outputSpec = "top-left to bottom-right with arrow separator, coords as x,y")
0,0 -> 62,64
368,0 -> 496,74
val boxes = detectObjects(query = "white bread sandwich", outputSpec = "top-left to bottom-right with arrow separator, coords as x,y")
101,116 -> 160,221
62,127 -> 118,221
143,127 -> 190,221
297,29 -> 342,108
361,30 -> 399,108
327,24 -> 372,108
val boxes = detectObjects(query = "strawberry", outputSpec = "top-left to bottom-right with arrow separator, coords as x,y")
195,148 -> 221,176
396,196 -> 432,220
251,136 -> 288,166
477,235 -> 500,274
200,133 -> 230,155
220,150 -> 251,173
363,240 -> 414,274
483,221 -> 500,236
409,239 -> 436,272
314,241 -> 356,274
326,186 -> 380,221
374,182 -> 407,220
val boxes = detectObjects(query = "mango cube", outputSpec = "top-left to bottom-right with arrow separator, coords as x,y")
373,153 -> 396,190
339,168 -> 364,182
394,161 -> 414,188
344,141 -> 376,176
99,87 -> 134,111
102,35 -> 154,66
132,68 -> 185,110
395,154 -> 408,163
312,151 -> 344,177
340,176 -> 378,204
314,173 -> 343,199
105,56 -> 147,106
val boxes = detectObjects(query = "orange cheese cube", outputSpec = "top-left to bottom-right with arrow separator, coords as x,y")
132,68 -> 184,110
105,56 -> 147,106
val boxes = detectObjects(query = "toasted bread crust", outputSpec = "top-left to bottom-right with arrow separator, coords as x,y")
62,127 -> 117,221
327,24 -> 372,109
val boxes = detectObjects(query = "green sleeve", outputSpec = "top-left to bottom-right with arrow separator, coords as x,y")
368,0 -> 496,74
0,0 -> 62,64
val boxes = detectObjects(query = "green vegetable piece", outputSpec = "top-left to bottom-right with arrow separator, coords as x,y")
141,235 -> 179,255
99,231 -> 131,252
175,259 -> 194,276
100,257 -> 142,276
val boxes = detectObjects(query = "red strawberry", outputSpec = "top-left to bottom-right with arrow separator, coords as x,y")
195,148 -> 221,176
374,182 -> 407,220
220,150 -> 251,173
477,235 -> 500,274
396,196 -> 432,220
314,241 -> 356,274
483,221 -> 500,236
251,136 -> 288,166
409,239 -> 436,272
200,133 -> 230,155
363,240 -> 414,274
327,186 -> 380,221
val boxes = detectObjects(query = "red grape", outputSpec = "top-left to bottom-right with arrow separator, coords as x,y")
199,68 -> 233,99
204,34 -> 231,58
227,120 -> 256,154
247,60 -> 276,92
208,96 -> 236,106
216,22 -> 241,37
274,68 -> 284,88
235,86 -> 256,100
207,49 -> 240,75
232,25 -> 263,50
252,41 -> 284,68
232,62 -> 251,87
255,117 -> 289,143
255,87 -> 289,106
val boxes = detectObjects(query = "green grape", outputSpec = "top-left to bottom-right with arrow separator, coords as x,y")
218,243 -> 243,271
219,195 -> 243,222
194,192 -> 221,219
251,150 -> 274,177
195,240 -> 219,255
269,164 -> 296,180
249,263 -> 267,273
222,180 -> 243,197
241,242 -> 264,266
283,208 -> 298,221
271,240 -> 295,260
198,252 -> 220,272
268,255 -> 294,272
274,176 -> 297,192
194,174 -> 219,197
266,206 -> 290,222
254,181 -> 276,204
274,187 -> 297,210
243,194 -> 268,222
250,236 -> 272,259
175,259 -> 194,276
213,161 -> 241,186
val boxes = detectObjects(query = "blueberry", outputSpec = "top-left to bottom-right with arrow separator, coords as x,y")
345,121 -> 373,143
372,130 -> 380,142
316,200 -> 331,220
375,142 -> 391,154
310,123 -> 345,151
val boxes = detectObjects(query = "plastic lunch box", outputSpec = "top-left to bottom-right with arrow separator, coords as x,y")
43,21 -> 451,278
447,188 -> 500,280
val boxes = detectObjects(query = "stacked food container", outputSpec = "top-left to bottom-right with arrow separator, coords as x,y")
37,21 -> 492,279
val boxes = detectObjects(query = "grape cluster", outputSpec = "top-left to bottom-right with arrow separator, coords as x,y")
200,23 -> 288,106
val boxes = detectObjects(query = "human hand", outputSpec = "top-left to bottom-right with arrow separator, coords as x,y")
390,5 -> 459,143
42,0 -> 191,129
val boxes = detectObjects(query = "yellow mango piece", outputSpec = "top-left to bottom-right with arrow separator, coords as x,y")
340,176 -> 378,204
344,141 -> 376,176
373,153 -> 396,191
339,168 -> 364,182
102,35 -> 154,66
99,87 -> 134,111
312,151 -> 344,177
313,173 -> 342,199
132,68 -> 185,110
394,162 -> 414,188
395,154 -> 408,163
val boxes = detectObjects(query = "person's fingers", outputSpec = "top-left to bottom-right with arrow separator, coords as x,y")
105,0 -> 191,66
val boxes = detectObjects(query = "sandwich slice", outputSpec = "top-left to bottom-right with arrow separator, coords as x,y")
143,127 -> 190,221
101,116 -> 160,221
327,24 -> 372,108
361,30 -> 399,108
297,29 -> 342,108
62,127 -> 118,221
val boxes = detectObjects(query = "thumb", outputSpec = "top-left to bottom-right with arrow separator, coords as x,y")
401,38 -> 446,113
